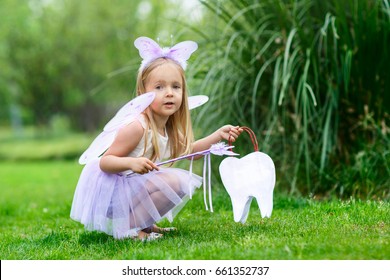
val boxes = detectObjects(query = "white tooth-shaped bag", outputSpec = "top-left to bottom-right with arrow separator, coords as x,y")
219,127 -> 276,223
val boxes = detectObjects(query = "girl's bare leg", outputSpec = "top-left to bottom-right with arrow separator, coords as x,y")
129,173 -> 184,229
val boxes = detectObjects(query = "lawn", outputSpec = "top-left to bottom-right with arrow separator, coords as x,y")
0,160 -> 388,260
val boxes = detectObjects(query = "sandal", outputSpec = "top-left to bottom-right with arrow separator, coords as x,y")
151,224 -> 176,233
142,224 -> 177,233
157,227 -> 176,233
136,231 -> 163,242
142,232 -> 163,242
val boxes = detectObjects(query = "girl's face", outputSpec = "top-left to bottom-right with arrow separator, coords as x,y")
145,61 -> 183,121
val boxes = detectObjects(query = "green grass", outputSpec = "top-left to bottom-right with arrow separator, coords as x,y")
0,161 -> 388,260
0,127 -> 93,161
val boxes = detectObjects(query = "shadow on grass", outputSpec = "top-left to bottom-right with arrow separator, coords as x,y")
273,195 -> 309,210
33,230 -> 112,250
77,231 -> 112,246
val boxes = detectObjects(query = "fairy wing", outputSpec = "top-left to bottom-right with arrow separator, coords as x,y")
104,92 -> 156,131
188,95 -> 208,110
78,131 -> 117,165
104,94 -> 207,132
79,93 -> 209,165
78,92 -> 156,164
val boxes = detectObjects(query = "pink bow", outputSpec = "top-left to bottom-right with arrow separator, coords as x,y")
134,36 -> 198,70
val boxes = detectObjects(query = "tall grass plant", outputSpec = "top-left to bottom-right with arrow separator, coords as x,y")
191,0 -> 390,198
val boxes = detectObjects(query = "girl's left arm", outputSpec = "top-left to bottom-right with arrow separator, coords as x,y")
192,125 -> 243,153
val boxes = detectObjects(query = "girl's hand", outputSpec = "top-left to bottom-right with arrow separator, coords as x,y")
129,157 -> 159,174
191,125 -> 243,156
219,125 -> 243,142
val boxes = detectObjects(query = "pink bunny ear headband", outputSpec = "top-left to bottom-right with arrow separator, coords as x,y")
134,36 -> 198,70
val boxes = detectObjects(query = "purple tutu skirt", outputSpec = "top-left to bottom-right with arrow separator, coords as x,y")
70,159 -> 202,239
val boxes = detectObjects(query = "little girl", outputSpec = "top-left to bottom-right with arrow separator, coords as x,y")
70,36 -> 242,241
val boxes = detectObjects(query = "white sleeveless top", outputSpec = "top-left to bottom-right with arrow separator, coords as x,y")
127,115 -> 171,162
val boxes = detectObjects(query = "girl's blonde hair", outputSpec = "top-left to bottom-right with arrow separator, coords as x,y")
136,57 -> 194,161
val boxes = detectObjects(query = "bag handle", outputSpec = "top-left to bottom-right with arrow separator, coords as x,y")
228,126 -> 259,152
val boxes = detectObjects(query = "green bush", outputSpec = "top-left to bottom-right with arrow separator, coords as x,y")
192,0 -> 390,198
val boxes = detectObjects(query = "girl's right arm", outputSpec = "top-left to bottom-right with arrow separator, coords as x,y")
99,121 -> 159,174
